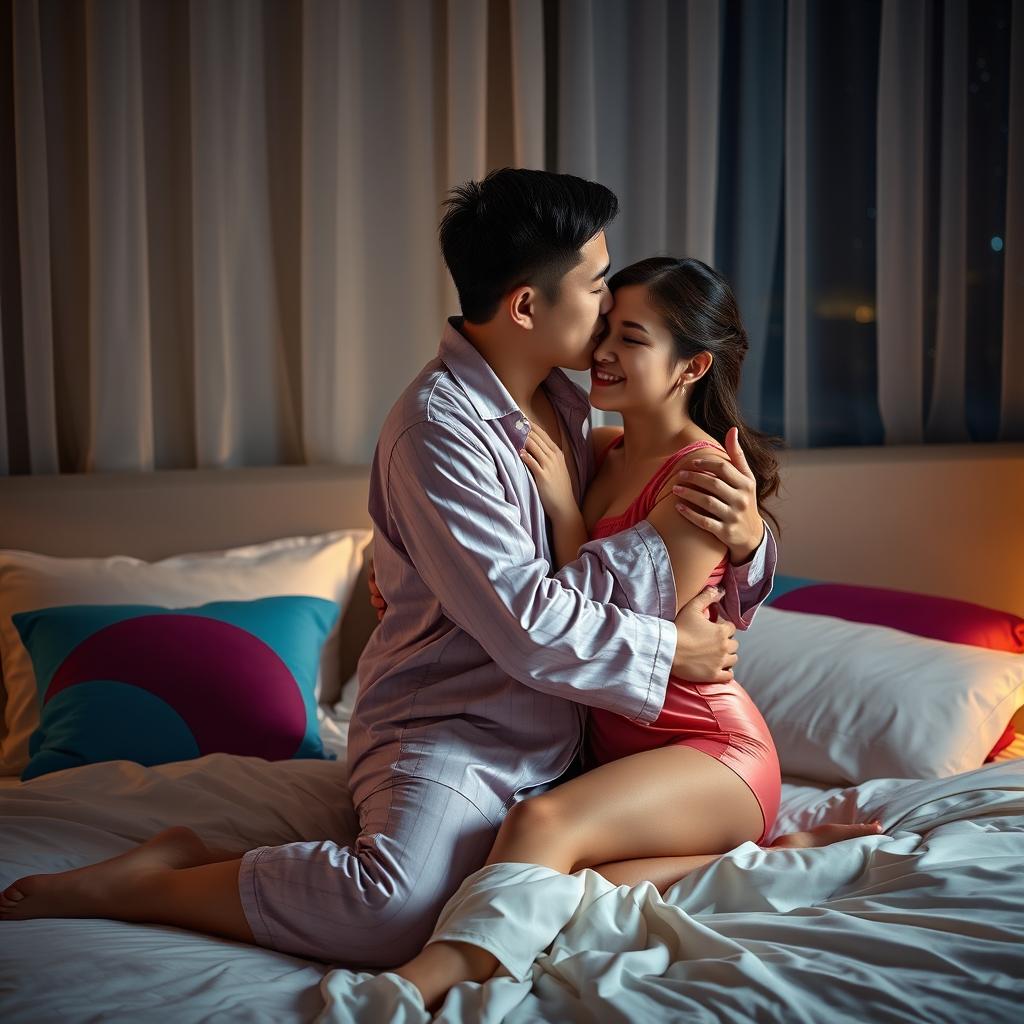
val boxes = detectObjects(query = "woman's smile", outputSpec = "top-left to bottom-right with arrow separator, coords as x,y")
591,366 -> 625,386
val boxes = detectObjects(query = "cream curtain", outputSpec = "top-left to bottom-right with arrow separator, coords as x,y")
0,0 -> 1020,475
2,0 -> 549,473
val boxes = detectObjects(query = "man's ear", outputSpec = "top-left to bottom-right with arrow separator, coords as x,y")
507,285 -> 537,330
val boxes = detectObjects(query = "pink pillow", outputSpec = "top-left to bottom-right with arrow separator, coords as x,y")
767,578 -> 1024,762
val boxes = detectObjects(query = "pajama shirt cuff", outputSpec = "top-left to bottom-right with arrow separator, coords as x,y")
237,845 -> 275,950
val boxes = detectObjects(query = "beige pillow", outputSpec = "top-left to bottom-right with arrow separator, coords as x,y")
0,530 -> 372,776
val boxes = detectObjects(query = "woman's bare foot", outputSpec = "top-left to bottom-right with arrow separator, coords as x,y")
395,941 -> 500,1014
769,820 -> 884,850
0,826 -> 215,922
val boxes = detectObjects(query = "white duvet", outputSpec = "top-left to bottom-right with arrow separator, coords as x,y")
1,716 -> 1022,1023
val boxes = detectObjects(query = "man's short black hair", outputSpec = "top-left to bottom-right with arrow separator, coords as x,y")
439,168 -> 619,324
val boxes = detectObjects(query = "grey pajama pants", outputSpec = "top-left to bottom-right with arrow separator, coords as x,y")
237,777 -> 499,966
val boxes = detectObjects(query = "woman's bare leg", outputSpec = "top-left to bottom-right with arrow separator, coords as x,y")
590,851 -> 735,892
395,744 -> 765,1010
0,826 -> 255,944
591,819 -> 884,893
395,747 -> 883,1012
418,826 -> 887,911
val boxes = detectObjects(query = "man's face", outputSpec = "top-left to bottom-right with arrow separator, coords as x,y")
530,231 -> 614,372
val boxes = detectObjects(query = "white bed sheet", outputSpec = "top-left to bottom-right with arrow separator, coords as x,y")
1,710 -> 1022,1023
322,760 -> 1020,1024
0,747 -> 356,1023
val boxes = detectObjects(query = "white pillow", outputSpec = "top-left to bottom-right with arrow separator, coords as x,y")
737,606 -> 1024,785
0,530 -> 372,776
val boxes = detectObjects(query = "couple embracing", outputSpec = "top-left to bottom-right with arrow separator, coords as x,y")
355,168 -> 880,1012
0,168 -> 880,1014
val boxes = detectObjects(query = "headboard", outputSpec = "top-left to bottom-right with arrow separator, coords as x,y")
1,442 -> 1022,702
766,442 -> 1024,618
0,464 -> 377,703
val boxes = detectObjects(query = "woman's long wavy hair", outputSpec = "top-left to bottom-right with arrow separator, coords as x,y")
608,256 -> 783,536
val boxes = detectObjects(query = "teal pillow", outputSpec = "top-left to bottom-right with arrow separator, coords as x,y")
12,595 -> 340,781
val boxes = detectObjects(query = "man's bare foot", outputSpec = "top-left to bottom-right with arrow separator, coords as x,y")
769,820 -> 884,850
0,826 -> 214,922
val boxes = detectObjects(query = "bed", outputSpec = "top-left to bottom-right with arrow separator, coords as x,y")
1,444 -> 1023,1022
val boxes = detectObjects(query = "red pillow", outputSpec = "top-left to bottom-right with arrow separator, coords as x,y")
987,721 -> 1017,760
767,578 -> 1024,761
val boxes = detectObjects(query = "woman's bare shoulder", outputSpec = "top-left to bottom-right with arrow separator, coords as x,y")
651,440 -> 730,506
590,425 -> 624,460
687,440 -> 730,463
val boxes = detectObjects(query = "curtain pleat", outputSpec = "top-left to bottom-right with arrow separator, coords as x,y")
783,0 -> 809,448
12,0 -> 58,473
447,0 -> 489,187
558,0 -> 598,179
683,0 -> 720,263
138,1 -> 196,471
190,0 -> 293,468
387,2 -> 448,376
510,0 -> 545,168
876,0 -> 927,445
445,0 -> 489,316
925,0 -> 970,442
301,0 -> 367,466
86,0 -> 153,471
1000,0 -> 1024,439
729,0 -> 784,430
626,0 -> 667,257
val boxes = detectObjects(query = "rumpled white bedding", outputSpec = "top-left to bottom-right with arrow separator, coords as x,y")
1,714 -> 1022,1023
0,748 -> 356,1023
322,761 -> 1023,1024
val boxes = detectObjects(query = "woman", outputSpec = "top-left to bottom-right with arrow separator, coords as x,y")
388,257 -> 883,1011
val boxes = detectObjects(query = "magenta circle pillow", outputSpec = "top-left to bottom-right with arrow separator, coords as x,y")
12,595 -> 340,780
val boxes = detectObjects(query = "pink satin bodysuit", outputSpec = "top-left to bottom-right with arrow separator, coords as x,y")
585,435 -> 781,844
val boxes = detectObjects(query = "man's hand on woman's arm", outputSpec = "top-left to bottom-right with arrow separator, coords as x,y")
667,426 -> 766,565
671,586 -> 738,683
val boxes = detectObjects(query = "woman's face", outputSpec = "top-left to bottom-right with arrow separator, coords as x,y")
589,284 -> 710,414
